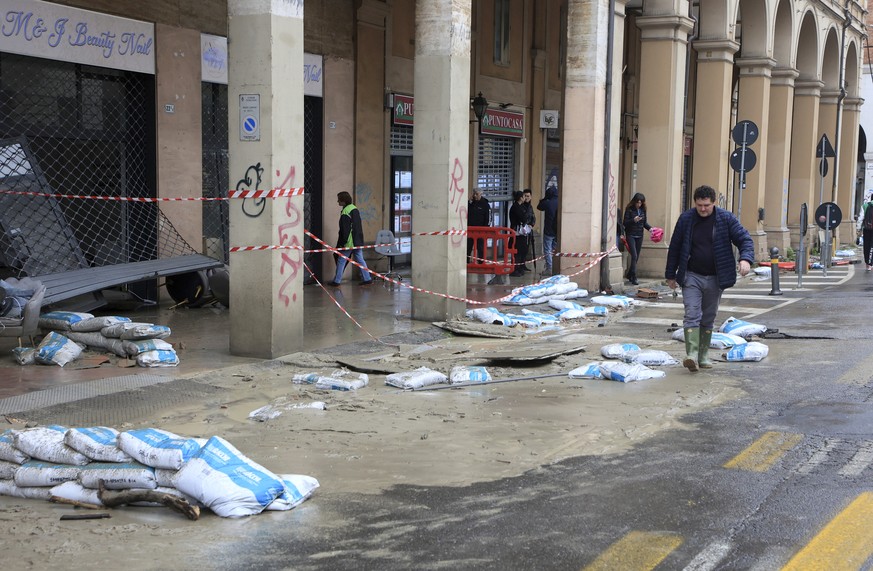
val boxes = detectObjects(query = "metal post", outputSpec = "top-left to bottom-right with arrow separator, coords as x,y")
769,247 -> 782,296
823,203 -> 832,276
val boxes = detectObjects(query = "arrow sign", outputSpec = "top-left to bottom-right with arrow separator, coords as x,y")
815,134 -> 836,158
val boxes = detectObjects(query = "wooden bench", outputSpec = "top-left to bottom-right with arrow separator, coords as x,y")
35,254 -> 224,310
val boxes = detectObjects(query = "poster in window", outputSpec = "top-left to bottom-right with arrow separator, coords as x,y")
400,215 -> 411,233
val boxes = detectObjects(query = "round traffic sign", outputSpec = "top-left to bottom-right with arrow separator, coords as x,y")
729,147 -> 757,173
732,120 -> 759,146
243,116 -> 257,133
814,201 -> 842,230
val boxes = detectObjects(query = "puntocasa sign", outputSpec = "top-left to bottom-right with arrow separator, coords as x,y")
391,94 -> 525,138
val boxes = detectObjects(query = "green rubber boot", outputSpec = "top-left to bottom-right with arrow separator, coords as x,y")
698,328 -> 713,369
683,327 -> 699,372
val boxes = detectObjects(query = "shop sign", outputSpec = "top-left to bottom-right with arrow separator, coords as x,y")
201,34 -> 227,84
303,53 -> 323,98
0,0 -> 155,74
481,109 -> 524,138
393,94 -> 414,126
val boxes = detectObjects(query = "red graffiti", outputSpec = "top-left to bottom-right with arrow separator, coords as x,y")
276,165 -> 297,189
448,158 -> 466,246
277,197 -> 303,306
607,166 -> 617,230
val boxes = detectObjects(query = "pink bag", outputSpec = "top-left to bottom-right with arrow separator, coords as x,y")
650,227 -> 664,243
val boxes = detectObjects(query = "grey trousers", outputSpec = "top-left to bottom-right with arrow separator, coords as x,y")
682,271 -> 723,329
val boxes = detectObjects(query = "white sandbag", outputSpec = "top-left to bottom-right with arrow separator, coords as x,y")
13,426 -> 90,465
449,366 -> 492,384
0,429 -> 29,464
753,266 -> 771,277
543,274 -> 570,285
564,288 -> 589,300
12,347 -> 35,366
136,349 -> 179,367
0,459 -> 18,479
34,332 -> 83,367
626,350 -> 680,366
117,428 -> 201,470
502,293 -> 537,306
14,461 -> 82,487
38,311 -> 93,331
520,309 -> 560,324
154,468 -> 178,488
265,474 -> 320,511
513,315 -> 547,328
557,306 -> 608,320
723,341 -> 769,362
670,329 -> 747,349
600,343 -> 641,360
315,377 -> 367,392
465,307 -> 516,326
248,399 -> 327,421
598,362 -> 666,382
549,299 -> 583,311
590,295 -> 634,309
79,461 -> 157,490
123,338 -> 174,356
64,426 -> 132,462
0,479 -> 53,500
101,322 -> 171,340
718,316 -> 767,337
70,315 -> 131,332
174,436 -> 285,518
49,481 -> 103,506
64,331 -> 128,357
385,367 -> 448,389
568,362 -> 605,379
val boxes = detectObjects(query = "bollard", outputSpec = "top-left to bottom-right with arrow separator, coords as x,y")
769,246 -> 783,296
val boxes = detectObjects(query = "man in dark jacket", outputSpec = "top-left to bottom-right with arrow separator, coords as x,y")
665,185 -> 754,372
467,188 -> 491,262
537,185 -> 558,276
328,191 -> 373,286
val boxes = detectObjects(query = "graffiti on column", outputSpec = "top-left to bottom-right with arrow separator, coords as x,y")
236,163 -> 266,218
277,165 -> 303,306
606,167 -> 617,231
448,158 -> 466,247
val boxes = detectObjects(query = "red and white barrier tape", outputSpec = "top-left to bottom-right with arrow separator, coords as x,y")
0,187 -> 304,202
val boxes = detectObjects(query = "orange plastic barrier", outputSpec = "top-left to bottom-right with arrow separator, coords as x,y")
467,226 -> 517,275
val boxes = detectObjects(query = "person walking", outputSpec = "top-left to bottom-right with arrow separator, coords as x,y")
467,188 -> 491,263
508,190 -> 529,277
856,194 -> 873,271
537,183 -> 558,276
328,191 -> 373,286
665,185 -> 754,372
622,192 -> 652,285
521,188 -> 536,272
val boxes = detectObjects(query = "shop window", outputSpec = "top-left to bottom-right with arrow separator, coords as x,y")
493,0 -> 511,66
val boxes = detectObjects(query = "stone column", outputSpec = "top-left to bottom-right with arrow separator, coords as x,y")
529,46 -> 546,200
634,11 -> 694,275
837,97 -> 862,240
734,57 -> 774,261
560,0 -> 613,292
787,80 -> 823,246
690,40 -> 739,199
606,1 -> 627,287
410,0 -> 471,321
355,1 -> 389,244
227,0 -> 305,358
817,89 -> 840,206
763,68 -> 797,253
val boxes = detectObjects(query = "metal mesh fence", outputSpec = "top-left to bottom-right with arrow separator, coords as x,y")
0,53 -> 199,279
201,82 -> 230,265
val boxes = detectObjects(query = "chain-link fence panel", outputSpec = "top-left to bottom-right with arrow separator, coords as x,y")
0,53 -> 199,280
201,82 -> 229,265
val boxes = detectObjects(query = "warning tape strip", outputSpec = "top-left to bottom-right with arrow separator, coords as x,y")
0,187 -> 304,202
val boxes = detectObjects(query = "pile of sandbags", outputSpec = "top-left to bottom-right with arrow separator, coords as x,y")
0,425 -> 318,518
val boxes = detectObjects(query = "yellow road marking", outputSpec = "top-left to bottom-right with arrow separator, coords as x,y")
782,492 -> 873,571
582,530 -> 683,571
723,431 -> 803,472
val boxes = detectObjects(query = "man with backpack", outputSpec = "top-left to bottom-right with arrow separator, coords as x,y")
857,193 -> 873,271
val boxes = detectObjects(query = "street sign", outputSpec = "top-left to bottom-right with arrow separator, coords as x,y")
815,134 -> 836,158
799,203 -> 808,236
730,146 -> 757,173
814,201 -> 842,230
732,120 -> 759,146
819,157 -> 829,177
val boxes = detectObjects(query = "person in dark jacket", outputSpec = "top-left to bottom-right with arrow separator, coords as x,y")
665,185 -> 754,372
622,192 -> 652,285
537,184 -> 558,276
467,188 -> 491,263
328,191 -> 373,286
508,190 -> 529,277
520,189 -> 536,272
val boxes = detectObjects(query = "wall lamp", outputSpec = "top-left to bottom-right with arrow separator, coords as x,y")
471,92 -> 488,127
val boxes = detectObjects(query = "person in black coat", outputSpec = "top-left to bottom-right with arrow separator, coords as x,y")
467,188 -> 491,262
537,185 -> 558,275
509,190 -> 529,277
622,192 -> 652,285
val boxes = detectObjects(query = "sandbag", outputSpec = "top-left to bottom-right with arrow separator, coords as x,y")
718,316 -> 767,337
465,307 -> 516,326
49,481 -> 102,506
70,315 -> 131,332
0,479 -> 53,500
64,426 -> 132,462
385,367 -> 448,389
598,362 -> 666,382
0,429 -> 29,464
600,343 -> 640,360
0,459 -> 18,479
64,331 -> 127,358
174,436 -> 285,518
101,322 -> 171,340
265,474 -> 320,511
34,332 -> 83,367
13,426 -> 90,465
14,461 -> 82,487
568,362 -> 605,379
11,347 -> 35,366
626,350 -> 680,367
136,349 -> 179,367
123,338 -> 173,357
78,461 -> 157,490
723,341 -> 769,362
38,311 -> 93,331
449,366 -> 492,384
117,428 -> 201,470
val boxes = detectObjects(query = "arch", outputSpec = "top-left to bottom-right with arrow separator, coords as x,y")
794,9 -> 819,80
771,0 -> 793,67
735,0 -> 770,57
844,40 -> 860,99
821,27 -> 841,90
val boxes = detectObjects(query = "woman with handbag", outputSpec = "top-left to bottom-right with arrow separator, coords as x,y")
622,192 -> 652,285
